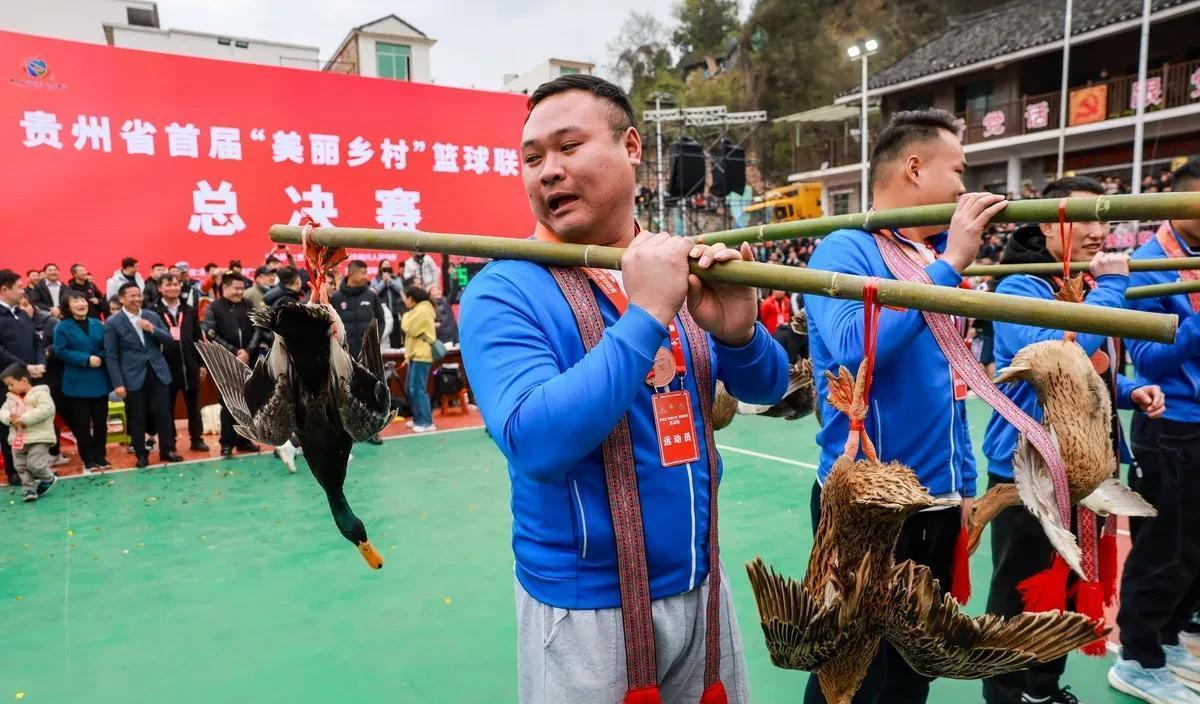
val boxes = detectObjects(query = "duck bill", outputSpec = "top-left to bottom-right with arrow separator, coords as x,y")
965,523 -> 985,556
357,540 -> 384,569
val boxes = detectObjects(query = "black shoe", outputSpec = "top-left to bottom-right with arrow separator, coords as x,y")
366,435 -> 383,445
220,446 -> 234,458
1021,687 -> 1080,704
36,474 -> 58,496
161,452 -> 184,463
190,440 -> 210,452
135,456 -> 150,469
235,442 -> 260,453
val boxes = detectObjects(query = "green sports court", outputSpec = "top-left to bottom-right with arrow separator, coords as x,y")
1,401 -> 1142,703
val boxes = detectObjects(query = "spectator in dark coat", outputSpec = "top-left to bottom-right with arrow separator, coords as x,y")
53,291 -> 111,471
151,274 -> 208,452
331,260 -> 386,359
29,263 -> 67,318
66,264 -> 105,320
0,269 -> 46,483
201,275 -> 262,456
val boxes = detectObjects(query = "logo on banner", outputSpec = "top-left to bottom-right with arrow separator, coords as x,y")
11,56 -> 67,91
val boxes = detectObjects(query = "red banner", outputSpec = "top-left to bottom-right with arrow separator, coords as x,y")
1,30 -> 531,279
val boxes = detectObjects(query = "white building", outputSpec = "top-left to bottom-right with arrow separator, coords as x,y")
0,0 -> 320,69
324,14 -> 436,83
503,58 -> 595,95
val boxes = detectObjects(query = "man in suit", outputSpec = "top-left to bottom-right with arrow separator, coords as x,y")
29,263 -> 66,318
151,273 -> 208,452
201,275 -> 262,457
0,269 -> 47,484
104,282 -> 183,468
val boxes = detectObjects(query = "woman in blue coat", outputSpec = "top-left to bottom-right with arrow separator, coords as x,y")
54,291 -> 112,470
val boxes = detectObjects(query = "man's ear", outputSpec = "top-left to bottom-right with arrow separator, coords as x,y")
902,153 -> 922,187
625,126 -> 642,167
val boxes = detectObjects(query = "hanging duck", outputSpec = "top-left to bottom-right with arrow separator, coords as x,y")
713,312 -> 817,430
965,339 -> 1156,580
747,359 -> 1105,704
196,220 -> 394,569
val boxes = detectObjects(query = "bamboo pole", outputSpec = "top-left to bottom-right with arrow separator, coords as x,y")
691,192 -> 1200,248
1126,279 -> 1200,301
269,225 -> 1177,343
966,258 -> 1200,276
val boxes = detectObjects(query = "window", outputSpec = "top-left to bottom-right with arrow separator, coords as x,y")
954,80 -> 994,114
126,7 -> 157,27
897,92 -> 933,112
559,66 -> 580,75
830,191 -> 853,216
377,43 -> 412,80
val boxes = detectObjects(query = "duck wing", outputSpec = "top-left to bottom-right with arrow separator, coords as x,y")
883,560 -> 1103,680
1012,428 -> 1085,577
745,553 -> 869,671
195,339 -> 296,446
332,319 -> 394,441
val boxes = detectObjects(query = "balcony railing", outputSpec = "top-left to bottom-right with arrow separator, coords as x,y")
791,58 -> 1200,174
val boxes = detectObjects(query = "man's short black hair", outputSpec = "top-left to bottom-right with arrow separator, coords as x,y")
117,281 -> 140,298
151,262 -> 164,269
254,265 -> 272,278
1,363 -> 29,383
1041,175 -> 1105,199
1173,158 -> 1200,190
0,269 -> 19,290
527,74 -> 636,139
347,260 -> 368,272
121,256 -> 138,269
277,267 -> 299,287
43,263 -> 58,272
869,109 -> 962,185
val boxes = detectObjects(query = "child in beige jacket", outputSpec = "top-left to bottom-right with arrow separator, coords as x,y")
1,363 -> 59,502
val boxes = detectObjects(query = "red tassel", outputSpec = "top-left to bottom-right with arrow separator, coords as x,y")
1075,579 -> 1109,656
1017,555 -> 1070,612
951,525 -> 972,605
1100,532 -> 1119,607
700,682 -> 728,704
624,686 -> 662,704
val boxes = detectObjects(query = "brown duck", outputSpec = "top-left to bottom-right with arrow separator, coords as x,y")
965,338 -> 1156,576
747,360 -> 1104,704
713,313 -> 818,430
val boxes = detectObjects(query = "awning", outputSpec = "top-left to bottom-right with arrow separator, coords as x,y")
773,102 -> 880,124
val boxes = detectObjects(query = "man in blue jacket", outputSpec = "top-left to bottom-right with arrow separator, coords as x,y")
105,282 -> 183,468
803,109 -> 1006,704
460,75 -> 788,703
1110,159 -> 1200,703
979,176 -> 1165,704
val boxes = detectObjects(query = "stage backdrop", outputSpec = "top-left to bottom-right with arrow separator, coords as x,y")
1,30 -> 531,278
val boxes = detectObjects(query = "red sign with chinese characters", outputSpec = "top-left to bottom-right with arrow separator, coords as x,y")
652,390 -> 700,467
1,30 -> 531,276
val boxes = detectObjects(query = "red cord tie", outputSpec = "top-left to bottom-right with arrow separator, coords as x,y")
850,278 -> 882,432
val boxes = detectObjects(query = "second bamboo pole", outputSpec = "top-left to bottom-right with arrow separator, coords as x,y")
270,225 -> 1177,343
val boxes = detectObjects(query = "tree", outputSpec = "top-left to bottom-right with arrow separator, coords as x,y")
606,11 -> 673,93
672,0 -> 740,62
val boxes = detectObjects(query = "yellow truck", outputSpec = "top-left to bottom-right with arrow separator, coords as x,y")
744,182 -> 823,226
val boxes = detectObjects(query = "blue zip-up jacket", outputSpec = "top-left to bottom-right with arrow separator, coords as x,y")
460,259 -> 789,609
803,228 -> 976,497
982,272 -> 1138,479
1127,225 -> 1200,422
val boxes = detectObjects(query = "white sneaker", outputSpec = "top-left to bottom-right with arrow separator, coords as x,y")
1166,645 -> 1200,690
1181,631 -> 1200,659
412,424 -> 437,433
405,420 -> 415,428
50,454 -> 69,467
1110,657 -> 1200,703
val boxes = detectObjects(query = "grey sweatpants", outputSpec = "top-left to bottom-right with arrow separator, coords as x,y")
515,563 -> 751,704
12,442 -> 53,492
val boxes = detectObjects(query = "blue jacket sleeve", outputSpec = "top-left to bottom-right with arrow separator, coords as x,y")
804,236 -> 963,369
1127,309 -> 1200,380
992,274 -> 1129,357
460,273 -> 667,484
713,324 -> 789,405
104,323 -> 125,388
53,325 -> 91,368
1115,373 -> 1139,410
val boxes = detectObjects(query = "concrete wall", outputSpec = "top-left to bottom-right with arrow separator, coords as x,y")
504,60 -> 594,94
0,0 -> 152,43
109,25 -> 318,68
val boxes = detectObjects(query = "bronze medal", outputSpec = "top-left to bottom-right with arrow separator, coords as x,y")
647,347 -> 676,388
